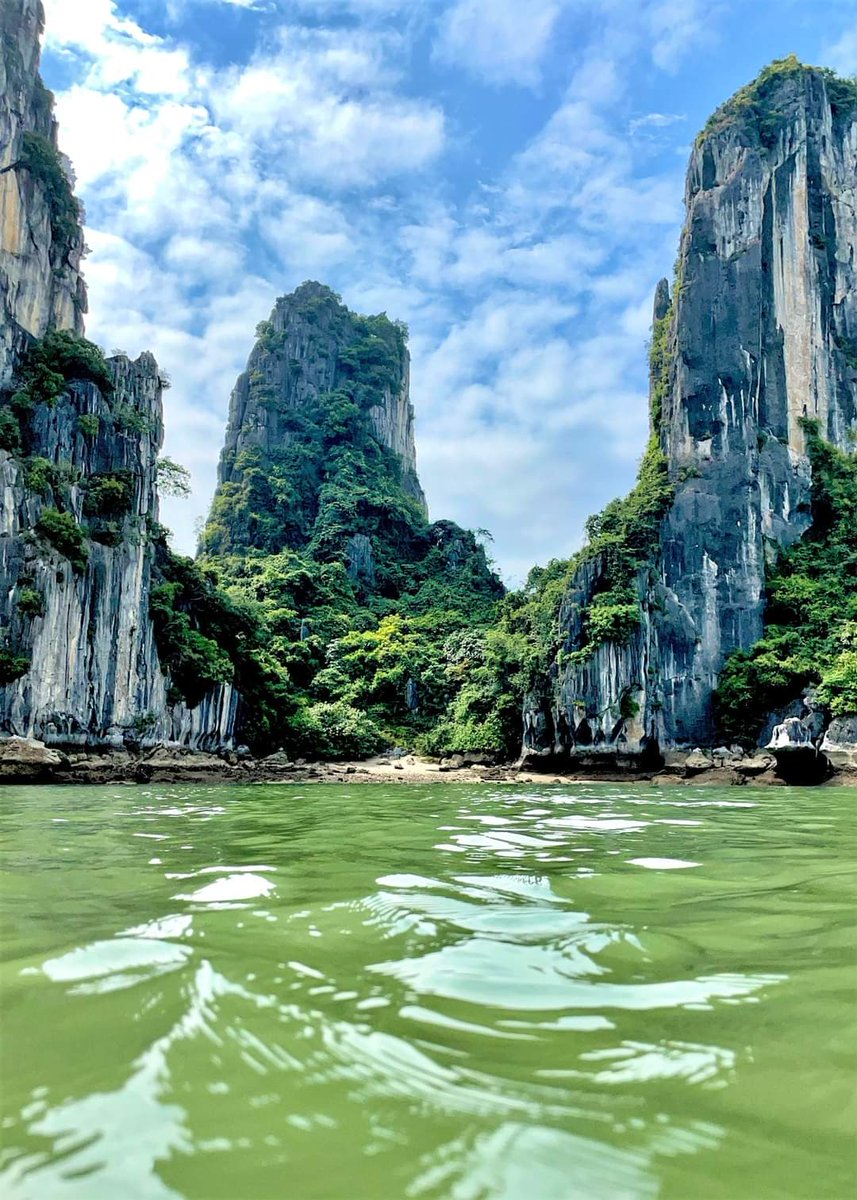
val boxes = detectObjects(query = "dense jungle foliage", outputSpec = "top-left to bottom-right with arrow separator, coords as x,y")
715,420 -> 857,744
7,281 -> 853,764
157,286 -> 509,757
159,284 -> 679,760
152,522 -> 511,758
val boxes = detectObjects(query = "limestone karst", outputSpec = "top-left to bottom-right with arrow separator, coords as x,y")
0,4 -> 854,770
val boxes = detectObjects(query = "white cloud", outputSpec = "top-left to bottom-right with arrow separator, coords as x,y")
629,111 -> 686,134
645,0 -> 715,72
213,49 -> 445,186
434,0 -> 566,87
38,0 -> 707,580
43,0 -> 153,53
824,27 -> 857,75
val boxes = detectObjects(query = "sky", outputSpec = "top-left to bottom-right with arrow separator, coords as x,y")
40,0 -> 857,584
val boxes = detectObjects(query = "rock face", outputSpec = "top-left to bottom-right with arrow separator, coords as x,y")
0,349 -> 237,748
0,2 -> 235,749
0,355 -> 165,744
525,65 -> 857,766
657,68 -> 856,744
207,281 -> 426,558
0,0 -> 86,383
821,716 -> 857,770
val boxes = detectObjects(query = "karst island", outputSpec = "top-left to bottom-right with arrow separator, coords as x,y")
0,0 -> 855,1197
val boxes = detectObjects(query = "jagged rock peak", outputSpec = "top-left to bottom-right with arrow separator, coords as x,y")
652,278 -> 670,323
697,56 -> 857,155
203,281 -> 427,557
653,58 -> 856,741
0,0 -> 87,381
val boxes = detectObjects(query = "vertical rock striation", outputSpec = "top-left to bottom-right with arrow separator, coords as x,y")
209,280 -> 426,560
657,65 -> 856,745
0,0 -> 236,748
0,350 -> 238,748
0,355 -> 168,743
0,0 -> 86,382
524,63 -> 857,765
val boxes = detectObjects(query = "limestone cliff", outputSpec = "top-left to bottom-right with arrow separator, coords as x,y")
0,347 -> 238,747
205,281 -> 426,565
524,61 -> 857,765
0,0 -> 86,382
0,1 -> 235,749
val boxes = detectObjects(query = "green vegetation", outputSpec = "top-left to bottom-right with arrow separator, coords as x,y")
157,456 -> 191,498
0,408 -> 20,451
0,643 -> 31,685
148,533 -> 297,744
419,626 -> 530,757
23,455 -> 79,497
113,405 -> 154,435
701,57 -> 857,149
8,330 -> 113,413
149,546 -> 242,708
649,305 -> 671,430
77,413 -> 100,438
715,420 -> 857,743
18,131 -> 80,253
204,297 -> 414,566
293,701 -> 386,760
16,587 -> 45,619
83,472 -> 132,517
187,522 -> 504,756
574,435 -> 673,646
35,508 -> 88,573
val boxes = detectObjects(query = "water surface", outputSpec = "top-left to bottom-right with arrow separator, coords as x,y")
1,782 -> 854,1199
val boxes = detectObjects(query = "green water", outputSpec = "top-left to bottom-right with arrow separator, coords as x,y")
0,783 -> 854,1200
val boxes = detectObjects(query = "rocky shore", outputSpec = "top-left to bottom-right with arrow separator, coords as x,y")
1,737 -> 855,787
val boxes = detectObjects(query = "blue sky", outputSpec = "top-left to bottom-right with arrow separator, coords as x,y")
41,0 -> 857,582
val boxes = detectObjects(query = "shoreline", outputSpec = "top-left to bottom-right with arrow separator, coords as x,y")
1,739 -> 855,787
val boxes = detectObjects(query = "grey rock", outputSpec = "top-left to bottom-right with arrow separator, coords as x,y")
735,753 -> 776,776
767,718 -> 815,751
0,735 -> 67,779
0,0 -> 87,385
136,753 -> 234,782
821,715 -> 857,751
447,751 -> 495,768
210,282 -> 426,542
524,68 -> 856,763
0,5 -> 239,754
262,750 -> 294,765
685,750 -> 713,774
346,534 -> 375,586
820,715 -> 857,769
